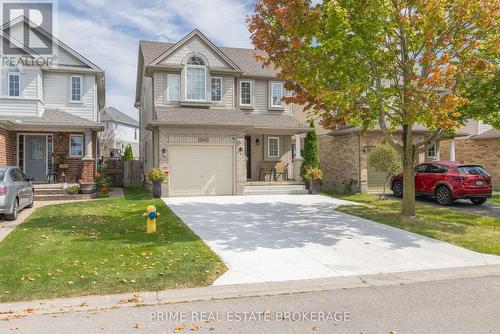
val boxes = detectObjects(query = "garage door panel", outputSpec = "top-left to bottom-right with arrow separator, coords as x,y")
170,145 -> 234,196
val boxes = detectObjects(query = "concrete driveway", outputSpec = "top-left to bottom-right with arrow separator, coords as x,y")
163,195 -> 500,285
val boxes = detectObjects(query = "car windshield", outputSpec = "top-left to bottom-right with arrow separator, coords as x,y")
457,165 -> 488,175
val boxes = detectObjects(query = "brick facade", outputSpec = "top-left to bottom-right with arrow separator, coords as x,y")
0,127 -> 16,166
248,134 -> 293,181
440,137 -> 500,190
319,131 -> 428,193
3,131 -> 96,183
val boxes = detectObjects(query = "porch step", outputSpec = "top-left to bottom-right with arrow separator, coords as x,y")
243,183 -> 308,195
34,193 -> 94,201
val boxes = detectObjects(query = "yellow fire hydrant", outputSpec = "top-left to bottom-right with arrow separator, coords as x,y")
143,205 -> 160,233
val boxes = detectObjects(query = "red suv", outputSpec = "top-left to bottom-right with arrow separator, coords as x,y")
390,161 -> 492,206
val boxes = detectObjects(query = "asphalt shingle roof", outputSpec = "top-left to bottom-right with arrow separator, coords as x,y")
139,40 -> 278,77
152,107 -> 308,131
472,128 -> 500,139
5,109 -> 102,128
100,107 -> 139,127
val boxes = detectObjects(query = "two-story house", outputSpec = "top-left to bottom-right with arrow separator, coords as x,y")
0,17 -> 104,184
135,30 -> 309,196
99,107 -> 139,159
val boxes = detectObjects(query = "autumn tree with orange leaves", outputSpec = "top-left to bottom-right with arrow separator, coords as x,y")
248,0 -> 499,217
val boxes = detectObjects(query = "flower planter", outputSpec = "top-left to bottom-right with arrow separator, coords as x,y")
152,180 -> 162,198
99,185 -> 108,193
79,182 -> 96,194
309,179 -> 321,194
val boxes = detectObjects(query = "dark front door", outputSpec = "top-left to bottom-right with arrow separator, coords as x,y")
24,135 -> 47,182
245,136 -> 251,179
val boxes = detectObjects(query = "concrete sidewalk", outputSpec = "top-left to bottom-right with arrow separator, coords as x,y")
1,264 -> 499,318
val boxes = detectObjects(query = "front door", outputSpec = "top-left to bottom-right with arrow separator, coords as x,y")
24,135 -> 47,182
245,136 -> 251,179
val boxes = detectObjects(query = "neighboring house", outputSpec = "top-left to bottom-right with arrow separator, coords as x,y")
296,103 -> 499,193
0,17 -> 104,183
99,107 -> 139,158
439,121 -> 500,190
135,29 -> 309,196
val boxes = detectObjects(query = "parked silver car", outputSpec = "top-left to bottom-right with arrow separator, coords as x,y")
0,166 -> 34,221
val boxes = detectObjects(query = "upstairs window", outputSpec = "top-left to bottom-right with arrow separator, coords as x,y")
167,74 -> 180,101
271,82 -> 284,107
70,76 -> 82,102
186,56 -> 206,101
211,77 -> 222,102
8,73 -> 20,97
240,80 -> 252,106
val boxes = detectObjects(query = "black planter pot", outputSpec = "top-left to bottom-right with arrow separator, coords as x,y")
152,180 -> 162,198
309,179 -> 321,194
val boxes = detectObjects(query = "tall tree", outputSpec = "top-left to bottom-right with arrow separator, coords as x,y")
248,0 -> 499,217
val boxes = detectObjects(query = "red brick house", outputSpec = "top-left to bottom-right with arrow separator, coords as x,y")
0,17 -> 104,184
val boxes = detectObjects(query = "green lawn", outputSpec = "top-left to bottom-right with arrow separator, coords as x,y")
0,188 -> 226,302
490,191 -> 500,205
324,192 -> 500,256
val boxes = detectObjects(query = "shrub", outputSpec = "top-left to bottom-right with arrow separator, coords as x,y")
368,144 -> 402,198
95,163 -> 112,188
148,168 -> 169,182
123,144 -> 133,161
66,185 -> 80,195
301,120 -> 320,182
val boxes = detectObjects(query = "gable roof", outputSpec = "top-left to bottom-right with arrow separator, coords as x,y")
150,29 -> 241,71
100,107 -> 139,127
136,30 -> 279,104
472,128 -> 500,140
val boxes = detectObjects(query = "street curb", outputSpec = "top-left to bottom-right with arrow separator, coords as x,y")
1,264 -> 499,317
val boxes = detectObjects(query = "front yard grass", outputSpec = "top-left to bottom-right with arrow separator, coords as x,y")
0,187 -> 226,303
490,191 -> 500,205
324,192 -> 500,256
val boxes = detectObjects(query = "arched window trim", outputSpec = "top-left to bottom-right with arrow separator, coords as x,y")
185,53 -> 207,101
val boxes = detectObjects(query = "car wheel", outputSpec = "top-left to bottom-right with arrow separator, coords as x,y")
5,198 -> 19,221
471,198 -> 487,205
435,186 -> 452,206
392,180 -> 403,198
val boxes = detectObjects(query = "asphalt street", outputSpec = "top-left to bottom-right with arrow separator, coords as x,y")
2,275 -> 499,334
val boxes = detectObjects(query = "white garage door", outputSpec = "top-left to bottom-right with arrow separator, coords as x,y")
169,145 -> 234,196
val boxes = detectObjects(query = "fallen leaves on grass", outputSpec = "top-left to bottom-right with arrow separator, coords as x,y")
20,274 -> 35,282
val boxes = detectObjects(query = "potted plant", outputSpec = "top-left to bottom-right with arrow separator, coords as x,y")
148,167 -> 169,198
95,163 -> 112,194
58,154 -> 69,169
305,167 -> 323,195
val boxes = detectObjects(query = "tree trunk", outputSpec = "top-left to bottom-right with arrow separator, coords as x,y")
401,126 -> 416,217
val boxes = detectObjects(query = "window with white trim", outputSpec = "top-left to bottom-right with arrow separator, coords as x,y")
69,134 -> 83,157
167,74 -> 180,101
271,82 -> 284,107
8,73 -> 20,97
70,76 -> 82,102
211,77 -> 222,102
240,80 -> 251,105
427,142 -> 436,159
186,56 -> 206,101
268,137 -> 279,158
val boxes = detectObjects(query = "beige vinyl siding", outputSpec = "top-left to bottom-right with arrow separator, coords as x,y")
160,35 -> 231,69
21,69 -> 39,99
153,72 -> 167,105
253,79 -> 268,112
55,46 -> 88,67
43,73 -> 97,121
211,75 -> 233,109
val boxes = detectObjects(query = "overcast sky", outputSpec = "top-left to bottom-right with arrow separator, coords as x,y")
57,0 -> 255,120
